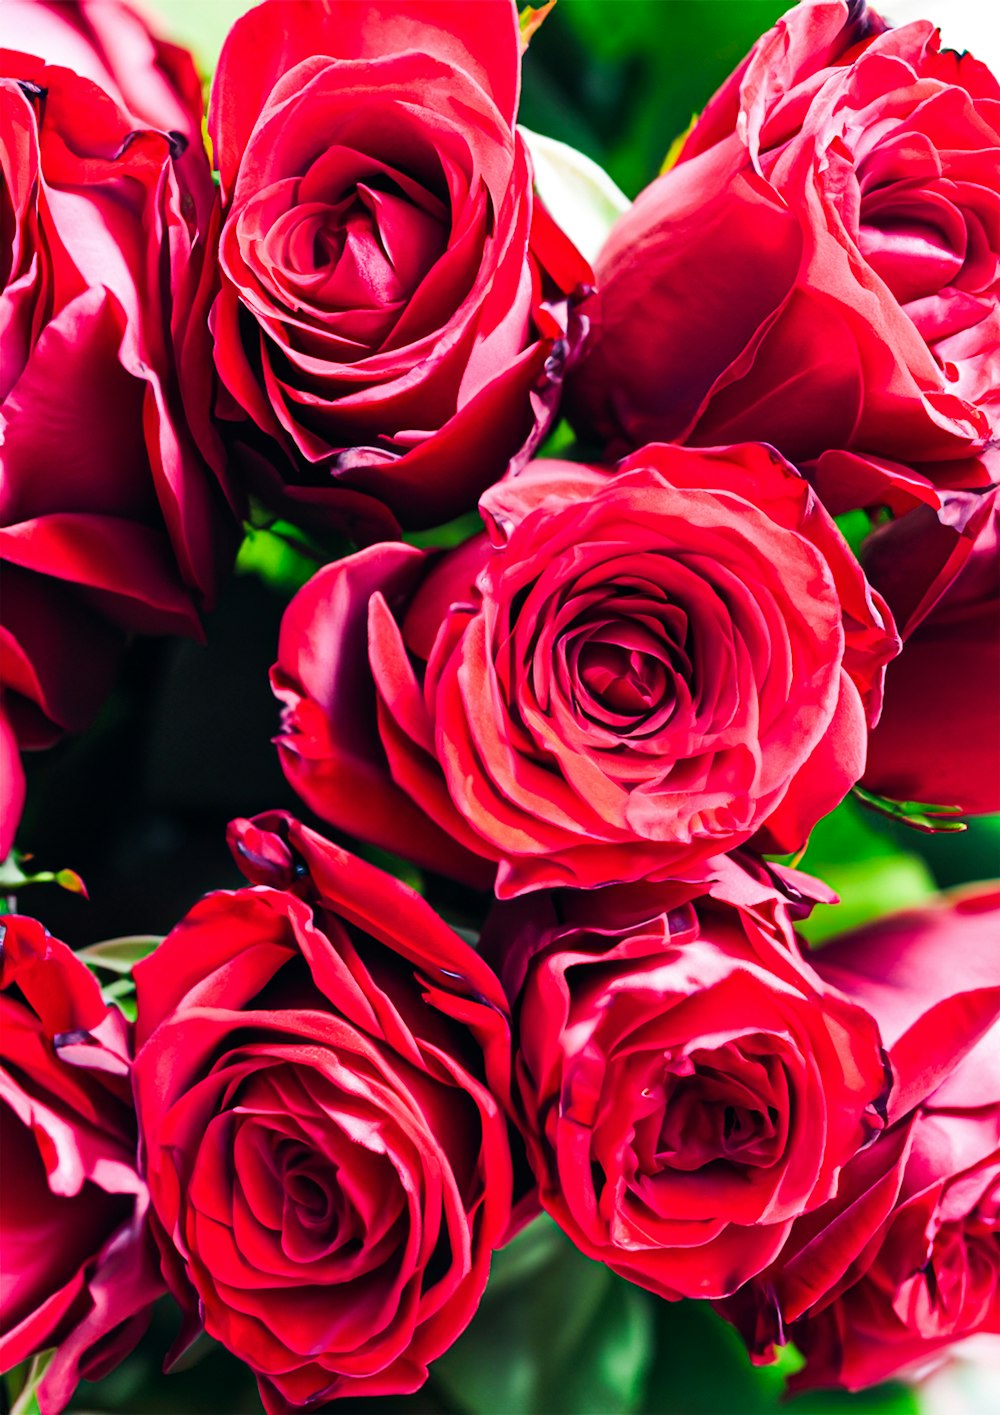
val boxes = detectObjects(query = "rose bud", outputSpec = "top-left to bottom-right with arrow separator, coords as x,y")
207,0 -> 590,537
0,916 -> 162,1414
721,887 -> 1000,1389
0,39 -> 240,845
482,860 -> 891,1301
133,813 -> 514,1412
272,444 -> 899,897
567,0 -> 1000,517
861,490 -> 1000,814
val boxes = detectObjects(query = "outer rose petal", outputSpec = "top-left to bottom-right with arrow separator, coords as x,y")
0,705 -> 25,858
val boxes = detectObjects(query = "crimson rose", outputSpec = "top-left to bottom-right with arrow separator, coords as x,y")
133,813 -> 514,1412
0,916 -> 161,1414
272,445 -> 899,896
568,0 -> 1000,515
0,35 -> 238,851
724,887 -> 1000,1389
208,0 -> 589,536
485,860 -> 890,1301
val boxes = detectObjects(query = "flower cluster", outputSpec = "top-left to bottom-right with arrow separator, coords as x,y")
1,2 -> 997,1413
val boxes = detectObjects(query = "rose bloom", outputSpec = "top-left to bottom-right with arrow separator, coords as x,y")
722,887 -> 1000,1390
272,444 -> 899,897
133,812 -> 514,1412
483,858 -> 890,1301
0,916 -> 162,1415
568,0 -> 1000,515
861,489 -> 1000,813
0,27 -> 239,851
207,0 -> 589,536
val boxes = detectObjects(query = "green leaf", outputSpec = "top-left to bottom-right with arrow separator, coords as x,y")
793,798 -> 937,945
520,125 -> 630,264
75,936 -> 164,976
641,1300 -> 918,1415
434,1217 -> 653,1414
8,1349 -> 55,1415
519,1 -> 557,48
0,852 -> 87,899
235,522 -> 321,594
405,510 -> 485,551
834,509 -> 874,559
852,786 -> 968,835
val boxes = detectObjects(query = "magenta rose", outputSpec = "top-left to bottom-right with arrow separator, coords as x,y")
0,916 -> 162,1414
207,0 -> 589,536
272,444 -> 899,896
133,812 -> 515,1412
568,0 -> 1000,515
722,887 -> 1000,1389
861,489 -> 1000,813
0,35 -> 241,849
483,858 -> 890,1301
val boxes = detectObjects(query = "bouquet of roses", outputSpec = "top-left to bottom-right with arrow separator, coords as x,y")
1,2 -> 997,1413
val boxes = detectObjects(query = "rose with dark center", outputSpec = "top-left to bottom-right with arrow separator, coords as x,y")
483,863 -> 891,1300
133,813 -> 514,1412
271,443 -> 899,896
0,916 -> 162,1415
208,0 -> 589,536
567,0 -> 1000,518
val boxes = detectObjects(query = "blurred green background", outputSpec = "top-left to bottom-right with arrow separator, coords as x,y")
16,2 -> 994,1413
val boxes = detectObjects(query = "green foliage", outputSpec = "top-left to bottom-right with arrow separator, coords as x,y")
235,521 -> 323,594
519,0 -> 788,196
6,1350 -> 54,1415
434,1217 -> 654,1414
853,786 -> 968,834
405,510 -> 486,551
76,936 -> 163,1022
795,796 -> 937,945
147,0 -> 247,71
434,1221 -> 919,1415
641,1299 -> 918,1415
0,851 -> 87,909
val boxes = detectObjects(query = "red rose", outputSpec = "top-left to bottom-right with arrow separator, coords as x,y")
133,813 -> 514,1412
0,44 -> 239,847
0,916 -> 162,1414
723,887 -> 1000,1389
208,0 -> 589,537
0,0 -> 205,161
272,444 -> 899,896
484,859 -> 889,1301
861,490 -> 1000,813
568,1 -> 1000,515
